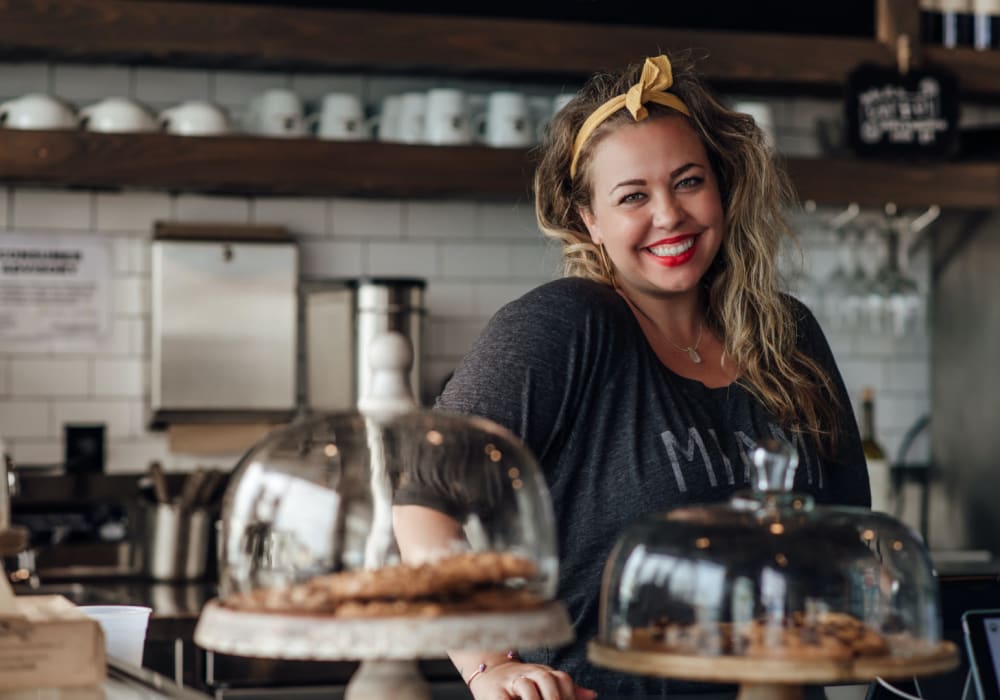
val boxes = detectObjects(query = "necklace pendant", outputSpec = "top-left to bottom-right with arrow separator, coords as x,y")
687,347 -> 702,364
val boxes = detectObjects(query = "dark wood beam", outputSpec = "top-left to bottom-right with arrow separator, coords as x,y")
0,0 -> 889,85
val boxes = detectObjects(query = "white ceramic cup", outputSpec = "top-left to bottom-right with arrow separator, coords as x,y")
0,93 -> 77,130
310,92 -> 370,141
423,88 -> 472,145
374,94 -> 402,142
732,100 -> 776,150
158,100 -> 231,136
78,97 -> 158,133
396,91 -> 427,144
247,88 -> 307,138
479,90 -> 534,148
552,92 -> 577,115
80,605 -> 152,667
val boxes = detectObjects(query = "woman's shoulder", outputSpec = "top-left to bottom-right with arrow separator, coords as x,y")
479,277 -> 632,355
780,292 -> 824,339
778,292 -> 836,364
520,276 -> 620,306
495,277 -> 626,325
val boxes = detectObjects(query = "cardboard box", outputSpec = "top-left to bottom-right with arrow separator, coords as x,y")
0,596 -> 106,690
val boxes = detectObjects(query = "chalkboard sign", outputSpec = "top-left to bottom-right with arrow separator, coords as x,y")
845,62 -> 960,159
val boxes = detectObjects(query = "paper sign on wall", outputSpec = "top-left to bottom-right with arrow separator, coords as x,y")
0,232 -> 112,350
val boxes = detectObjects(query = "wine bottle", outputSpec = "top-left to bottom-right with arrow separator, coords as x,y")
923,0 -> 975,48
973,0 -> 1000,49
860,387 -> 891,513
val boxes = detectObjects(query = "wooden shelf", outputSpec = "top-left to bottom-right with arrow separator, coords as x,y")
0,130 -> 536,200
1,1 -> 999,209
784,157 -> 1000,209
1,130 -> 997,209
1,1 -> 998,96
0,1 -> 888,86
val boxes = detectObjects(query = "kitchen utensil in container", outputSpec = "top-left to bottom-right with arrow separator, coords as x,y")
141,489 -> 211,581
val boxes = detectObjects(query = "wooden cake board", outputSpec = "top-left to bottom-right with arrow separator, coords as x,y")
589,640 -> 960,700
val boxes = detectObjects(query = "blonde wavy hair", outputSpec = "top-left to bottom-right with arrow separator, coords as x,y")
534,51 -> 841,450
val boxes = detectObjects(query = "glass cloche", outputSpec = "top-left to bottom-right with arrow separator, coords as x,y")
590,438 -> 958,687
217,409 -> 558,608
198,332 -> 568,662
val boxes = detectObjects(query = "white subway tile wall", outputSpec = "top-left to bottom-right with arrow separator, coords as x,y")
96,192 -> 172,233
253,197 -> 328,237
134,67 -> 212,108
51,64 -> 132,104
12,189 -> 93,230
0,63 -> 50,96
0,62 -> 932,476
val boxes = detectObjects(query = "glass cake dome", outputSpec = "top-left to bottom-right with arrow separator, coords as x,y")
216,333 -> 559,618
594,438 -> 946,663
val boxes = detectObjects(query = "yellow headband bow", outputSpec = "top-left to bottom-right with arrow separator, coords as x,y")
569,55 -> 691,178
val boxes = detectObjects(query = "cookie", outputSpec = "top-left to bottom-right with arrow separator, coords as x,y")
222,550 -> 541,617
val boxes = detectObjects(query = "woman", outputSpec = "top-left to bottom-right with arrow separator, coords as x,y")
398,52 -> 869,699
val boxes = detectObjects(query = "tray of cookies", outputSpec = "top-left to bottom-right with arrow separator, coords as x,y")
197,333 -> 572,663
589,438 -> 960,693
195,551 -> 573,658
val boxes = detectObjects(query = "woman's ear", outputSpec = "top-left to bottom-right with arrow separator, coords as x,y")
578,206 -> 602,245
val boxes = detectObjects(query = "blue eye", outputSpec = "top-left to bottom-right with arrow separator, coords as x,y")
619,192 -> 645,204
677,176 -> 704,190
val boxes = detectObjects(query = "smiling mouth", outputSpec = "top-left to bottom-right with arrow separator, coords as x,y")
646,238 -> 696,257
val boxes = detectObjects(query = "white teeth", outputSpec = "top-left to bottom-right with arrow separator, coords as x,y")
647,238 -> 695,257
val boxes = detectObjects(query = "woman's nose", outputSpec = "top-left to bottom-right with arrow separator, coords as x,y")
652,194 -> 686,230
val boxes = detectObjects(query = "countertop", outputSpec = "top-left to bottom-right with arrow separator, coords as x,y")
12,578 -> 215,641
11,563 -> 996,699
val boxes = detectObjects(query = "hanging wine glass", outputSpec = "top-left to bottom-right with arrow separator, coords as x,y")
860,210 -> 899,335
877,205 -> 929,337
816,203 -> 861,330
782,200 -> 821,314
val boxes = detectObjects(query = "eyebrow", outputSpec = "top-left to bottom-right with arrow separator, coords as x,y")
608,162 -> 700,196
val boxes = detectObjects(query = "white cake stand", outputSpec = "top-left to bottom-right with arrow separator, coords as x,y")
195,599 -> 574,699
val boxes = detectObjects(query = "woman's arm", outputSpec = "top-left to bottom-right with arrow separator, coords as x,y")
391,507 -> 591,699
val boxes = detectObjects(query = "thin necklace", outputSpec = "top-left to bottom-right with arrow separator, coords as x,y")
663,322 -> 705,364
615,285 -> 706,364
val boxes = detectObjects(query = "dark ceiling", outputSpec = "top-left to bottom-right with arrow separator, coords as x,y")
166,1 -> 877,37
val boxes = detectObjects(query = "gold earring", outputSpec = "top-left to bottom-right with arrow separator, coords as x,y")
597,243 -> 616,288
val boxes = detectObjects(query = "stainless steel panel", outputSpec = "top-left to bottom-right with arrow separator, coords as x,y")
151,240 -> 298,420
303,283 -> 354,412
931,211 -> 1000,555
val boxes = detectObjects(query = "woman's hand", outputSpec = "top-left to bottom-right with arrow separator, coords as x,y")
467,660 -> 597,700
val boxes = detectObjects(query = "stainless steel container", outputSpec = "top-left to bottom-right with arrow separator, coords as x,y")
302,280 -> 355,413
354,278 -> 425,405
142,503 -> 211,581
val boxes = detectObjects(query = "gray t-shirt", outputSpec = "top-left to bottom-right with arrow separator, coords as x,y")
436,276 -> 869,697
